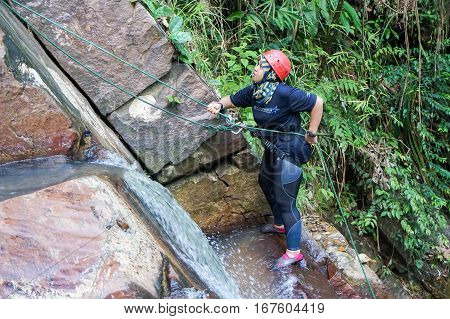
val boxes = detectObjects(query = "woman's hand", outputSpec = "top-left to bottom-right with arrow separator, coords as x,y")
206,101 -> 223,114
305,135 -> 318,145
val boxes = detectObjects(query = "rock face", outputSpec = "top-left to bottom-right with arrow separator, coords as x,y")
0,176 -> 163,298
169,161 -> 271,234
155,132 -> 248,184
0,6 -> 140,167
15,0 -> 175,115
3,1 -> 242,174
378,217 -> 449,298
327,263 -> 361,299
0,29 -> 79,164
108,63 -> 230,174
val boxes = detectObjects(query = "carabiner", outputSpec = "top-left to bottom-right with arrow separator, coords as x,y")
231,126 -> 243,135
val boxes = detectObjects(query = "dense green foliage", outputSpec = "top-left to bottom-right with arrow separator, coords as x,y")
137,0 -> 449,270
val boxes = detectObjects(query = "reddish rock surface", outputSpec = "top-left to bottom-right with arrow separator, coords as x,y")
0,29 -> 79,164
327,263 -> 360,299
169,164 -> 271,234
0,176 -> 163,298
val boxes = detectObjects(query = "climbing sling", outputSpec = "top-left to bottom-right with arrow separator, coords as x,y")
251,130 -> 304,167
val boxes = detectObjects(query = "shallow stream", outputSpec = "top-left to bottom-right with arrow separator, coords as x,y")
210,228 -> 338,298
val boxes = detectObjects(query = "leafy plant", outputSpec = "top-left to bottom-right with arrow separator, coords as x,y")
136,0 -> 194,62
166,94 -> 182,106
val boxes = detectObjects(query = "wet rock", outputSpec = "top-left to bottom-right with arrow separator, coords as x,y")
0,29 -> 79,164
169,164 -> 270,234
0,176 -> 163,298
163,260 -> 206,299
1,157 -> 241,298
210,228 -> 338,298
232,148 -> 260,170
327,264 -> 361,299
303,214 -> 391,298
108,63 -> 226,174
14,0 -> 174,115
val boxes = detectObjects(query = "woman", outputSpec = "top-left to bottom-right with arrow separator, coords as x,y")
207,50 -> 324,268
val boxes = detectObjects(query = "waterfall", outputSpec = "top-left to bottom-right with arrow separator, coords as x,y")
120,170 -> 241,298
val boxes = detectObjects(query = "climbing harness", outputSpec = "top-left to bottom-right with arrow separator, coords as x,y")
2,0 -> 377,299
250,129 -> 304,167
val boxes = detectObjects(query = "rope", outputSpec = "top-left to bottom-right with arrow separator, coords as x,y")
3,0 -> 377,298
3,1 -> 228,132
7,0 -> 231,119
317,144 -> 377,299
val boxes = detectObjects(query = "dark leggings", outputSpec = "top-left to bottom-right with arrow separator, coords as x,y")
258,150 -> 303,250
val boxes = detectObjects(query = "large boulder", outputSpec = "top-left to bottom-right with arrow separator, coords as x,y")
108,63 -> 230,174
14,0 -> 175,115
0,29 -> 79,164
3,1 -> 241,173
0,176 -> 163,298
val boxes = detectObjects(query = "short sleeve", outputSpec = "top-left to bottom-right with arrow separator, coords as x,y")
230,85 -> 253,108
289,88 -> 317,113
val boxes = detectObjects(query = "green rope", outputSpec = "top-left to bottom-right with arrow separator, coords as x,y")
316,144 -> 377,299
3,2 -> 227,131
3,0 -> 377,298
7,0 -> 230,118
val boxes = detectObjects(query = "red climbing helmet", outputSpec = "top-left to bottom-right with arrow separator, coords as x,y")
263,50 -> 291,81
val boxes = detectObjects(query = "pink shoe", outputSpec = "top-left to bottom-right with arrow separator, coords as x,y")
275,252 -> 304,268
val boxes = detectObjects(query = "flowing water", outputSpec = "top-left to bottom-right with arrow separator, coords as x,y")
119,170 -> 241,298
0,156 -> 113,202
210,228 -> 338,298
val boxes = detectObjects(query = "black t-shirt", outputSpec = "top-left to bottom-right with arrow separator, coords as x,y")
230,83 -> 317,130
230,83 -> 317,163
230,83 -> 317,162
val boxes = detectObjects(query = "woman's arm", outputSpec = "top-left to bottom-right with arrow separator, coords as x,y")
305,96 -> 324,144
206,96 -> 235,114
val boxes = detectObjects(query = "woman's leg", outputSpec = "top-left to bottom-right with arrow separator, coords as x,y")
258,150 -> 283,226
271,158 -> 303,251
